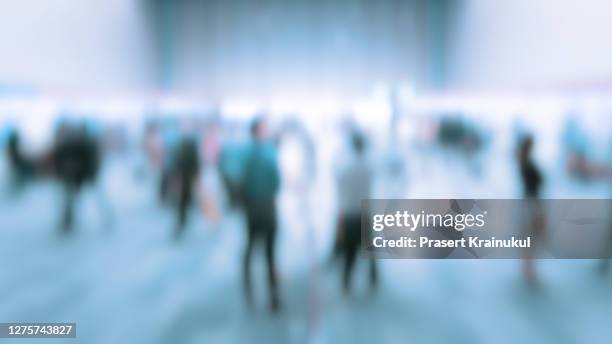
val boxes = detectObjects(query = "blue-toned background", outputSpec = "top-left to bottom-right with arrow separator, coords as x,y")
0,1 -> 611,343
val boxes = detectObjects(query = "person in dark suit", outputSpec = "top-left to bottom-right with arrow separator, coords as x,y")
53,124 -> 100,233
172,136 -> 201,239
517,134 -> 544,286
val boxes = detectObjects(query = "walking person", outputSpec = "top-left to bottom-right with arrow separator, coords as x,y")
242,117 -> 281,312
517,134 -> 544,286
335,129 -> 378,295
172,136 -> 201,239
52,124 -> 100,233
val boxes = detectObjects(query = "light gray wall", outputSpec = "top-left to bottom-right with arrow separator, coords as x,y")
444,0 -> 612,91
0,0 -> 157,94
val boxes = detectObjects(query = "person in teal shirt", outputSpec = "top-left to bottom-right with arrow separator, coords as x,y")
242,117 -> 281,313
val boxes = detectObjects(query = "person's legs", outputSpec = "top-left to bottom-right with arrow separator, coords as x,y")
523,258 -> 537,287
244,200 -> 280,312
365,226 -> 378,292
369,255 -> 378,292
342,243 -> 357,294
265,222 -> 279,312
342,216 -> 362,295
159,171 -> 168,203
243,232 -> 255,308
329,216 -> 345,265
175,180 -> 192,239
62,184 -> 78,233
243,206 -> 258,308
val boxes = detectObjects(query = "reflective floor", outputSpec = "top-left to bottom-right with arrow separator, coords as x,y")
1,149 -> 610,344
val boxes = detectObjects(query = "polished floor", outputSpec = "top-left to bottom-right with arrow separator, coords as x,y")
0,149 -> 610,344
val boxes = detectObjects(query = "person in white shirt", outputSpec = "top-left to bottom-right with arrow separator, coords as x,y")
335,129 -> 378,295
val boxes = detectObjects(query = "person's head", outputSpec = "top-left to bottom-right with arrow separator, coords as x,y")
350,130 -> 366,155
250,116 -> 267,141
519,134 -> 534,161
8,130 -> 19,147
180,136 -> 197,153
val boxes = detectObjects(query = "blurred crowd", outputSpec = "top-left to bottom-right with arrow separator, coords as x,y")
1,97 -> 612,315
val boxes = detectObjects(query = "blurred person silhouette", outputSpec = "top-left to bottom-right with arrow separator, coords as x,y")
517,134 -> 544,286
52,123 -> 101,233
438,115 -> 484,175
518,135 -> 543,198
143,120 -> 164,178
197,120 -> 223,221
277,118 -> 317,193
329,118 -> 359,264
171,136 -> 201,239
242,117 -> 281,312
159,120 -> 180,204
219,122 -> 248,210
562,115 -> 591,179
5,129 -> 35,192
335,129 -> 378,295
